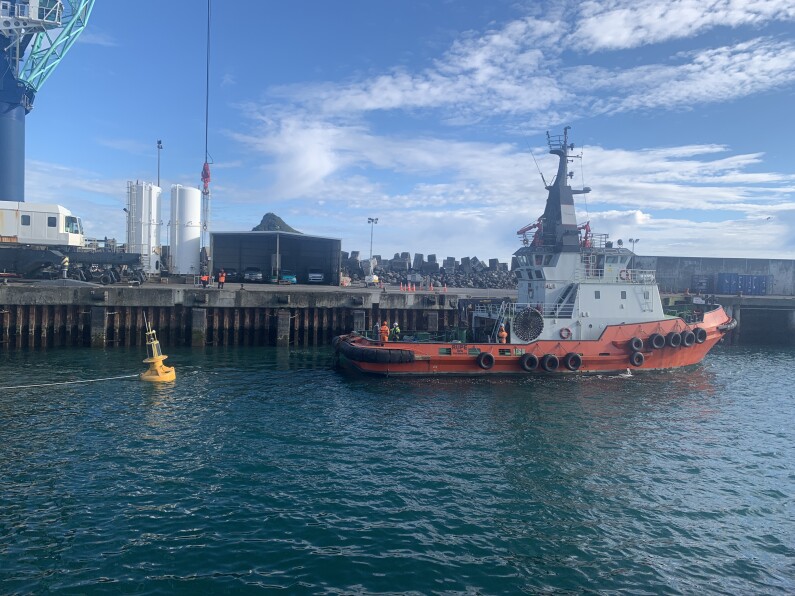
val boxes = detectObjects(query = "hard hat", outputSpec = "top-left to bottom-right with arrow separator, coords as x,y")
383,321 -> 388,325
500,324 -> 505,328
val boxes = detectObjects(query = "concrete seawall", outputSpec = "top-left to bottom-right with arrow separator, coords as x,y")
1,282 -> 792,349
0,283 -> 476,350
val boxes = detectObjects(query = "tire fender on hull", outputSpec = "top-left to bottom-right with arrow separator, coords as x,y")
563,352 -> 582,371
519,353 -> 538,372
666,331 -> 682,348
541,354 -> 559,372
649,333 -> 665,350
477,352 -> 495,370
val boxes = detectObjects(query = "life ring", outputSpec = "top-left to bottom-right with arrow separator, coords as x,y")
476,352 -> 495,370
559,327 -> 572,340
630,351 -> 645,367
694,328 -> 708,344
619,269 -> 629,280
681,330 -> 696,347
563,352 -> 582,371
649,333 -> 666,350
519,353 -> 538,372
629,336 -> 643,352
541,354 -> 559,372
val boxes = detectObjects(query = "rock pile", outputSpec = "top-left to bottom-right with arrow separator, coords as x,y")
342,251 -> 517,290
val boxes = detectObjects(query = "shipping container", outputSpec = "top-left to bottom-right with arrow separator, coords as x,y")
715,272 -> 739,294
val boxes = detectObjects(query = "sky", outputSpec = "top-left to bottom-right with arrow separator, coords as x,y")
21,0 -> 795,263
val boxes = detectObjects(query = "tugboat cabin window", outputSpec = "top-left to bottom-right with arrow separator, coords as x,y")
48,216 -> 57,228
21,215 -> 30,226
621,291 -> 627,299
544,255 -> 553,265
595,291 -> 601,299
606,256 -> 619,264
534,254 -> 543,265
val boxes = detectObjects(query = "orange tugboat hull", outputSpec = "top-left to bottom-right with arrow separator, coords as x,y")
334,307 -> 735,377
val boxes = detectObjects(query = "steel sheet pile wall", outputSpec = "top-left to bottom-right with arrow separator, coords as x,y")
0,286 -> 462,349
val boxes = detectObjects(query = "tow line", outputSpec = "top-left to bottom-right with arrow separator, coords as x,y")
0,374 -> 140,391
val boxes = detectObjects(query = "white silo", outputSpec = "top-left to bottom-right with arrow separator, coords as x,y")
126,181 -> 162,275
169,185 -> 202,275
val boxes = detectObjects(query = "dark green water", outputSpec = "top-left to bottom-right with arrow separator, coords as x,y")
1,345 -> 793,594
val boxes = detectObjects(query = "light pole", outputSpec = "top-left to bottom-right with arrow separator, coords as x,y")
157,140 -> 163,188
628,238 -> 639,269
368,217 -> 378,259
275,225 -> 280,280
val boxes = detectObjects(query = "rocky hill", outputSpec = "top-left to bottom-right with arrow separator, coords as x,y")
252,213 -> 301,233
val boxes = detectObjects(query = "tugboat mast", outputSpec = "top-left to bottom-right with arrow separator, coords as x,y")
540,126 -> 590,252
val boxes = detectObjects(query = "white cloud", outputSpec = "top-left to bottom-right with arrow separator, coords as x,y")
573,0 -> 795,51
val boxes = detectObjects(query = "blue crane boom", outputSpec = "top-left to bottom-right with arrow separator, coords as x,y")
0,0 -> 95,202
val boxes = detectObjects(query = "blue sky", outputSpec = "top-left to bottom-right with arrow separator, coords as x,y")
23,0 -> 795,262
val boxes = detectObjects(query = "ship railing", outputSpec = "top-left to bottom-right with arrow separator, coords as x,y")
360,328 -> 468,343
576,268 -> 657,284
474,301 -> 575,320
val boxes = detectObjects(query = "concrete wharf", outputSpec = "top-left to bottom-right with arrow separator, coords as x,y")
1,281 -> 793,350
0,281 -> 486,350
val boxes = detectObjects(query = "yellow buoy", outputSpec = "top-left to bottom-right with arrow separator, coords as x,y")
140,318 -> 175,383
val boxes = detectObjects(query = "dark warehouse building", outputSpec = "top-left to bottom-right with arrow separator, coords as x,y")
210,231 -> 341,285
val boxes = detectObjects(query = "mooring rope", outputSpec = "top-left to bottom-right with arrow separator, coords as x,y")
0,374 -> 140,391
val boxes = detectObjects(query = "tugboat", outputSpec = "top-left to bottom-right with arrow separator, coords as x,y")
334,127 -> 737,376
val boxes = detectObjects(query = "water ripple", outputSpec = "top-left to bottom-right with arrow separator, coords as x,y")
1,345 -> 793,594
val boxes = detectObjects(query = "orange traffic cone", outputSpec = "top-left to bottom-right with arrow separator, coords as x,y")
429,282 -> 433,291
400,282 -> 404,291
444,284 -> 447,292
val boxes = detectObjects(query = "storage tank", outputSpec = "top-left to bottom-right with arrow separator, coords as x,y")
126,181 -> 162,275
169,185 -> 201,275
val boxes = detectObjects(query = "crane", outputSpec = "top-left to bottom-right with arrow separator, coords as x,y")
0,0 -> 95,202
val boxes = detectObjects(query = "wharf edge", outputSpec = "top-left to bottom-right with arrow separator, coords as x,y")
1,283 -> 793,349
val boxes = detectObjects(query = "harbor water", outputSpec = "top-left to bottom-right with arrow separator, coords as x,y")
1,345 -> 793,594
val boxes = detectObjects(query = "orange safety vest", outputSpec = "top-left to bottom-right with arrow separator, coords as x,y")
219,272 -> 226,283
380,324 -> 390,342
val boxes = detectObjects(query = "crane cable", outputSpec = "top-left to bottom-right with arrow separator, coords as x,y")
204,0 -> 211,165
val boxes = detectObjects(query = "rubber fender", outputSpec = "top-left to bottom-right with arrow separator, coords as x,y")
649,333 -> 666,350
681,330 -> 696,347
375,349 -> 392,364
519,353 -> 538,372
666,331 -> 682,348
388,350 -> 415,364
629,337 -> 643,352
630,351 -> 645,367
477,352 -> 495,370
694,328 -> 707,344
541,354 -> 559,372
563,352 -> 582,371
